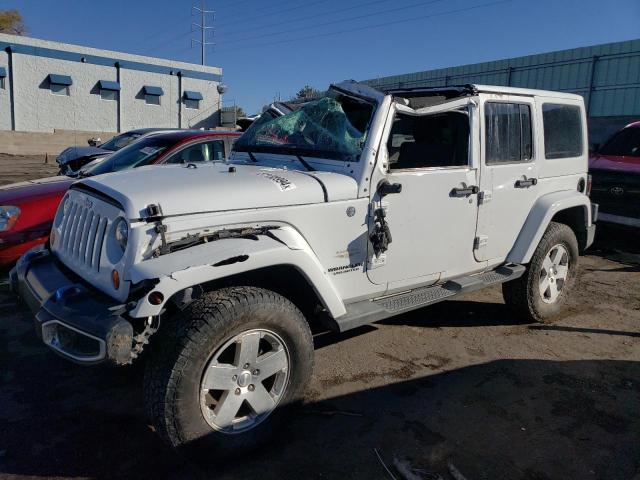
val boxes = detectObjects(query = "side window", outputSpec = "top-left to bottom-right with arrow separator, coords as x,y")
165,141 -> 225,164
542,103 -> 583,159
388,110 -> 470,170
211,140 -> 225,161
485,103 -> 532,164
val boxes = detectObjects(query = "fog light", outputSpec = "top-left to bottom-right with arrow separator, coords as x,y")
111,269 -> 120,290
148,291 -> 164,305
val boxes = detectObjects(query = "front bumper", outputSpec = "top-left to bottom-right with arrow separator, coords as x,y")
10,249 -> 135,365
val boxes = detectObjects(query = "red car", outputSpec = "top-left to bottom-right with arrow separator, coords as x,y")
589,121 -> 640,228
0,130 -> 240,267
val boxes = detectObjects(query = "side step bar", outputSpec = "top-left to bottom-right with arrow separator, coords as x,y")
334,264 -> 526,332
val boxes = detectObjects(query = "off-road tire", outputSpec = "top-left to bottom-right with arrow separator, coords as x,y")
502,222 -> 579,323
143,286 -> 314,456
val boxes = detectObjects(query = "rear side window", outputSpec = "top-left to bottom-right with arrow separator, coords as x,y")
485,103 -> 532,164
542,103 -> 583,159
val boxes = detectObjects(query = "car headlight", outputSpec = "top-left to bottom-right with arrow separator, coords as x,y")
0,206 -> 21,232
114,218 -> 129,253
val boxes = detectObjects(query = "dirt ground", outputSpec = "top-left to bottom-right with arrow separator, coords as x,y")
0,154 -> 59,186
0,162 -> 638,480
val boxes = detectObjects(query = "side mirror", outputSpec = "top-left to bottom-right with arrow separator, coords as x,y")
378,180 -> 402,197
88,137 -> 102,147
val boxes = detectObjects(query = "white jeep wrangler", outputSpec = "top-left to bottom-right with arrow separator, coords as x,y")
12,81 -> 596,453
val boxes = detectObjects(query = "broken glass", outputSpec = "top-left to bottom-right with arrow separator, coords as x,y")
235,94 -> 374,162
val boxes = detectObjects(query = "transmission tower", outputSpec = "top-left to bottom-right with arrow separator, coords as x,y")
191,0 -> 215,65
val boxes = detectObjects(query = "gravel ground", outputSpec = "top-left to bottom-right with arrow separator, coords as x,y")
0,160 -> 638,480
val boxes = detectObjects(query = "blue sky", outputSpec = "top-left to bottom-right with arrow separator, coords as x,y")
2,0 -> 639,114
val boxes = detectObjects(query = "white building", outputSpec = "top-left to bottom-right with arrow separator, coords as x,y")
0,33 -> 225,134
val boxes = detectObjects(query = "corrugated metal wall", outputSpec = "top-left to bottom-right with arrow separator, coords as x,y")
363,39 -> 640,118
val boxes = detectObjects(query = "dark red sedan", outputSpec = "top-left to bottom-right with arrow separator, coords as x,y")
0,130 -> 240,267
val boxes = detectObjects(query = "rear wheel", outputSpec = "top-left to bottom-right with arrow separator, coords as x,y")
502,222 -> 579,322
143,286 -> 314,456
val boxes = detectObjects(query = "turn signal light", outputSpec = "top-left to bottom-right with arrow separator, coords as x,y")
111,269 -> 120,290
148,291 -> 164,305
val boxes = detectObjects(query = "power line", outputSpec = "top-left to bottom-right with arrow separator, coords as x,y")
135,13 -> 192,47
216,0 -> 511,53
146,30 -> 193,55
217,0 -> 395,39
217,0 -> 448,46
214,0 -> 333,30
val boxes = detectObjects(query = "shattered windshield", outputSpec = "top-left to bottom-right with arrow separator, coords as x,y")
234,92 -> 375,162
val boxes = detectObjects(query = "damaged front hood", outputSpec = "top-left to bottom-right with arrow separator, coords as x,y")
57,146 -> 111,165
79,163 -> 358,219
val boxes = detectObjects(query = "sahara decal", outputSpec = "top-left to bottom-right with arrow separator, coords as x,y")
258,172 -> 297,191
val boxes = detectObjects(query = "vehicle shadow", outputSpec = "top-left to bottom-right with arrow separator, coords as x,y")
1,298 -> 637,480
590,223 -> 640,257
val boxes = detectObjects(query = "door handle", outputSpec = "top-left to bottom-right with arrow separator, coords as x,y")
378,180 -> 403,197
450,185 -> 479,197
515,177 -> 538,188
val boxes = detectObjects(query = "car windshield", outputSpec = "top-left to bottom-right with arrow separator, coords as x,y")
100,132 -> 144,151
599,127 -> 640,157
81,136 -> 174,177
234,91 -> 375,162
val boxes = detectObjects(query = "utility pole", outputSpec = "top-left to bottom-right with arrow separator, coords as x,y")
191,0 -> 214,66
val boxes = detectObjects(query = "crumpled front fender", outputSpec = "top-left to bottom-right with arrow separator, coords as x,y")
127,227 -> 346,319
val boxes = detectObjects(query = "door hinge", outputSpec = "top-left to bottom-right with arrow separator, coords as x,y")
474,235 -> 488,250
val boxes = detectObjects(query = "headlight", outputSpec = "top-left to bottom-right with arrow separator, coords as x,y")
0,206 -> 21,232
114,217 -> 129,253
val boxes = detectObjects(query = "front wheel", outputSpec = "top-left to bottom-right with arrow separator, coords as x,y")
143,286 -> 314,455
502,222 -> 579,322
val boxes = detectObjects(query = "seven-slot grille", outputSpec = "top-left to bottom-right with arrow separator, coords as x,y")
57,198 -> 110,271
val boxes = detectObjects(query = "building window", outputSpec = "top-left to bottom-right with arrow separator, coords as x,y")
0,77 -> 4,90
485,102 -> 533,164
98,80 -> 120,101
146,94 -> 161,105
542,103 -> 583,159
185,98 -> 200,109
0,67 -> 6,89
48,74 -> 73,96
143,85 -> 163,106
184,90 -> 203,110
101,89 -> 118,101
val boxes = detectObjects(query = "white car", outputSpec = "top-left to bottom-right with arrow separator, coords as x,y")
12,81 -> 596,455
